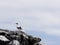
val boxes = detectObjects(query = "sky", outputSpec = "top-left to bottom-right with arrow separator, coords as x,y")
0,0 -> 60,45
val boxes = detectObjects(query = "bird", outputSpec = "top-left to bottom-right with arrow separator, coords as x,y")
16,23 -> 22,30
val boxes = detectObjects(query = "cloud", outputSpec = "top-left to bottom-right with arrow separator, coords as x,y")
45,29 -> 60,36
0,0 -> 60,36
21,11 -> 60,36
0,0 -> 60,8
0,7 -> 60,36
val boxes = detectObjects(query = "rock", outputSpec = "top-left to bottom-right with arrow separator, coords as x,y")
0,29 -> 41,45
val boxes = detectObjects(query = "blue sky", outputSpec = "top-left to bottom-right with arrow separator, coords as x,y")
0,0 -> 60,45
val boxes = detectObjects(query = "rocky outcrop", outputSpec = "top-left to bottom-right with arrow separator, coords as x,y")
0,29 -> 41,45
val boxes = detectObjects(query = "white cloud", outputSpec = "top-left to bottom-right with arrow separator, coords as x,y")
0,0 -> 60,36
21,11 -> 60,36
47,0 -> 60,8
0,0 -> 60,9
45,29 -> 60,36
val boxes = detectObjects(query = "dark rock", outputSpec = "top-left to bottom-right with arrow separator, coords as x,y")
0,29 -> 41,45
